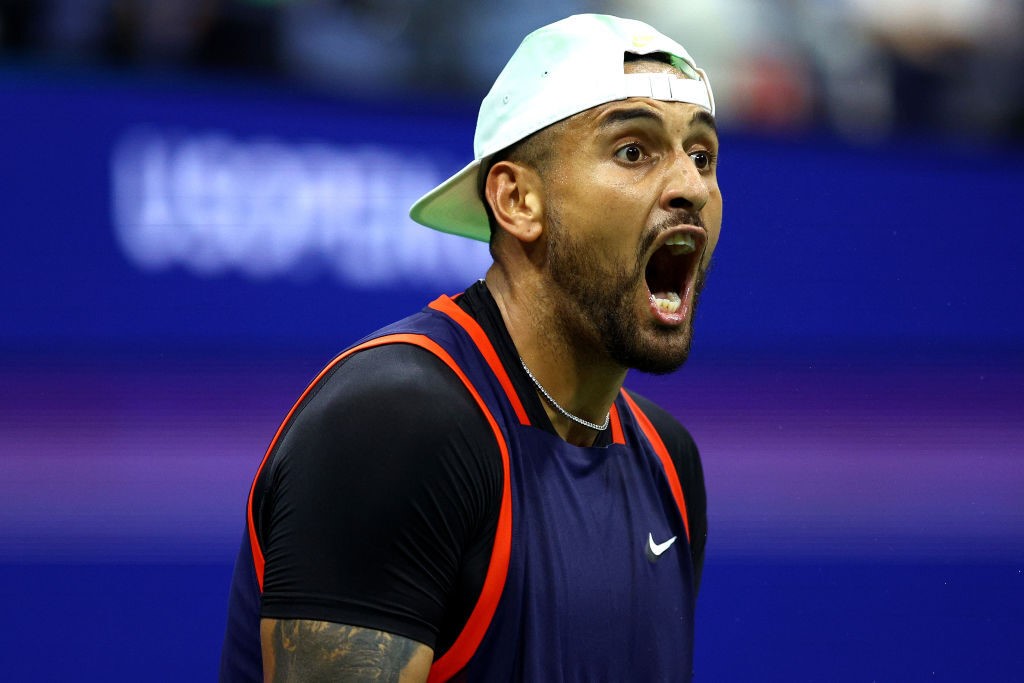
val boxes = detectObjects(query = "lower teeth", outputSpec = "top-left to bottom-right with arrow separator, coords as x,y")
654,291 -> 681,314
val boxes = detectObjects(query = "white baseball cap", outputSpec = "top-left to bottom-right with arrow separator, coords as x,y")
408,13 -> 715,242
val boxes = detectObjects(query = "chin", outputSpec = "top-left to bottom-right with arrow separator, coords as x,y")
611,325 -> 693,375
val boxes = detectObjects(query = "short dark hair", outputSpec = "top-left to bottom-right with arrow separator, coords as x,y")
624,50 -> 697,79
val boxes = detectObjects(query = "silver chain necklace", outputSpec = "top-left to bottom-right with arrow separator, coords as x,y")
519,357 -> 610,432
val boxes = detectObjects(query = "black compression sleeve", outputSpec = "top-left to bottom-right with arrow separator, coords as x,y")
626,391 -> 708,593
258,343 -> 502,650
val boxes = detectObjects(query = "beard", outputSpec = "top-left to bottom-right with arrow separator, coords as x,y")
545,207 -> 707,375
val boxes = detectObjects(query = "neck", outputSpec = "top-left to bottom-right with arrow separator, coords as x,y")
485,265 -> 626,447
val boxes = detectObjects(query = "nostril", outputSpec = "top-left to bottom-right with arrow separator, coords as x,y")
667,197 -> 693,210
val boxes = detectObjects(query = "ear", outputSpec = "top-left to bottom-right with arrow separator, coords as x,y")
484,160 -> 544,243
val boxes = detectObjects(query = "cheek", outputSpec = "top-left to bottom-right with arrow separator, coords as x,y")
560,184 -> 642,240
548,167 -> 654,258
702,193 -> 724,264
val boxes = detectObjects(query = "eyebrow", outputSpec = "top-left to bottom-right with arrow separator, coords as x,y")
691,109 -> 717,134
596,106 -> 718,136
597,106 -> 663,130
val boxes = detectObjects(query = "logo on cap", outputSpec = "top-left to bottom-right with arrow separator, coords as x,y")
632,34 -> 655,48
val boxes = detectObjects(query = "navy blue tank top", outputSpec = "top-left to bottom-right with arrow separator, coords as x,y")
222,294 -> 696,681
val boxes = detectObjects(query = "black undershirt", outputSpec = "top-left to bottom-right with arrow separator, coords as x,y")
256,281 -> 707,655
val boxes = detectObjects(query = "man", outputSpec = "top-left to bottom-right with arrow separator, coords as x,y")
221,13 -> 721,682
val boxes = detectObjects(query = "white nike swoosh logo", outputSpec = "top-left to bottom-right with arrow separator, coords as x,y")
647,532 -> 677,561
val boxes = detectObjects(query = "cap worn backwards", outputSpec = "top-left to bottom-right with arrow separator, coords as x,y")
408,13 -> 716,242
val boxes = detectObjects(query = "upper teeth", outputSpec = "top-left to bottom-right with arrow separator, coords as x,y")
665,234 -> 696,254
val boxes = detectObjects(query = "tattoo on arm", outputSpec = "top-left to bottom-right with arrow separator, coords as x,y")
262,619 -> 432,683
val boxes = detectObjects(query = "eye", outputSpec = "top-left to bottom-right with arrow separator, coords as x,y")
690,150 -> 716,171
615,143 -> 646,163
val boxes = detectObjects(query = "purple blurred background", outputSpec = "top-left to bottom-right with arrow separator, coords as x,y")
2,2 -> 1022,680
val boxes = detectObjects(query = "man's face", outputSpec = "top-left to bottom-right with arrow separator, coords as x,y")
540,61 -> 723,374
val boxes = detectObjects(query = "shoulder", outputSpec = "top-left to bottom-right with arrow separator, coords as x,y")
265,341 -> 505,510
313,341 -> 477,413
622,389 -> 704,517
297,342 -> 490,448
624,390 -> 700,466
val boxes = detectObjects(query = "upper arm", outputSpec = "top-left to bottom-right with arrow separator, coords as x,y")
256,344 -> 503,651
261,618 -> 433,683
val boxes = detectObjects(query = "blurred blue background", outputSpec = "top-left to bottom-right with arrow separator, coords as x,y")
1,1 -> 1022,681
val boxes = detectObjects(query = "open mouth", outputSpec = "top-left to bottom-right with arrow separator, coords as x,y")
644,230 -> 703,321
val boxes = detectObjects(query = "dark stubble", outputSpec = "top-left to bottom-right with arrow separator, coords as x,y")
545,206 -> 707,375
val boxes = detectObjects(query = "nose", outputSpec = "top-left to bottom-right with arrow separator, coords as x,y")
659,153 -> 709,214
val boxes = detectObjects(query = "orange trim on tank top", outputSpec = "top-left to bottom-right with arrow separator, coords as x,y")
245,302 -> 640,678
433,293 -> 626,445
428,295 -> 531,426
246,332 -> 515,656
246,335 -> 432,588
609,402 -> 626,445
619,390 -> 690,543
243,339 -> 383,589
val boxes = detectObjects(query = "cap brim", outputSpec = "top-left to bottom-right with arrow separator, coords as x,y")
409,159 -> 491,242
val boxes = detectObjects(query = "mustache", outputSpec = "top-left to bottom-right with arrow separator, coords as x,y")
654,210 -> 705,232
637,211 -> 705,259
